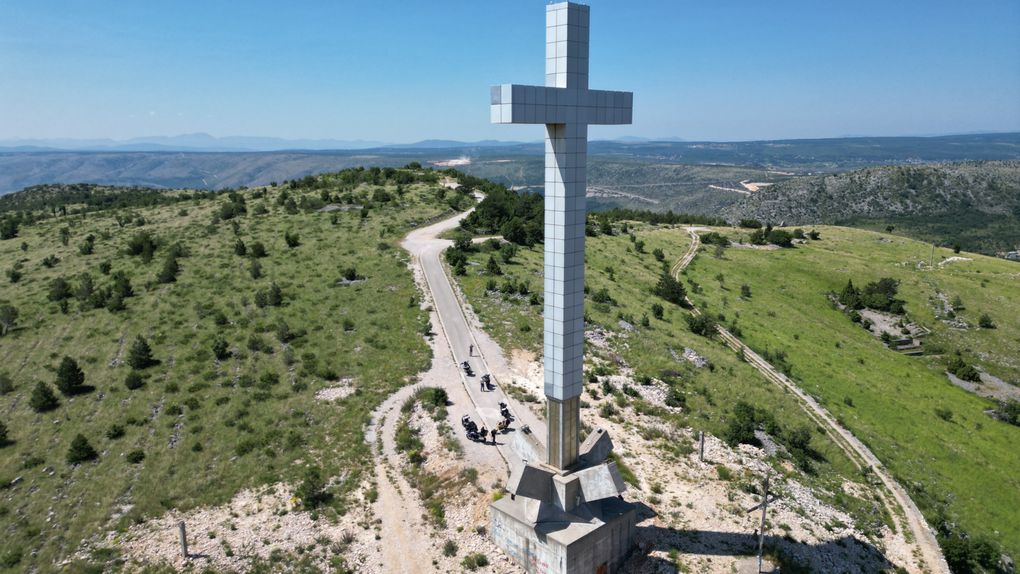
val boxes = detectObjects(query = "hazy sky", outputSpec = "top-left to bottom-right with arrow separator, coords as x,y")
2,0 -> 1018,143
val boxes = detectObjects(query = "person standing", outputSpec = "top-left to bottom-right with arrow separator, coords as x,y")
469,344 -> 474,356
490,428 -> 497,444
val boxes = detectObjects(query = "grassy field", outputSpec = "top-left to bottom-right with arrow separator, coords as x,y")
0,171 -> 465,571
682,225 -> 1020,559
452,226 -> 895,535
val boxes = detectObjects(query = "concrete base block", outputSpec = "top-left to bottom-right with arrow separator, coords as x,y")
490,493 -> 636,574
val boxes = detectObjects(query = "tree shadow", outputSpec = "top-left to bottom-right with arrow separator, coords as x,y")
66,384 -> 96,396
627,502 -> 898,573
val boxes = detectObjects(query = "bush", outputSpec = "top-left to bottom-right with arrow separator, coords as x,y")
157,255 -> 180,283
485,255 -> 502,275
66,434 -> 98,465
946,354 -> 980,382
653,270 -> 687,306
124,371 -> 145,390
0,372 -> 12,394
0,420 -> 8,446
442,540 -> 458,557
212,338 -> 230,360
106,424 -> 125,439
934,407 -> 954,422
126,449 -> 146,464
29,382 -> 59,412
685,313 -> 716,337
295,466 -> 330,509
128,336 -> 157,369
740,284 -> 752,298
977,313 -> 995,329
249,241 -> 268,258
461,553 -> 489,570
650,303 -> 664,320
284,231 -> 300,248
55,356 -> 86,395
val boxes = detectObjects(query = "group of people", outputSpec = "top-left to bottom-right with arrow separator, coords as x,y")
460,344 -> 513,445
461,403 -> 514,445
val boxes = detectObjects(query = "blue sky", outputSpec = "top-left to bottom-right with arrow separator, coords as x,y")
2,0 -> 1018,143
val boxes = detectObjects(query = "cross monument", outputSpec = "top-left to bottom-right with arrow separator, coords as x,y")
491,1 -> 632,470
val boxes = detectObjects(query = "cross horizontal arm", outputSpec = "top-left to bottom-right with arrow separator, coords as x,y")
490,83 -> 632,125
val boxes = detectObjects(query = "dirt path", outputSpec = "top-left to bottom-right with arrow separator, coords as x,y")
675,226 -> 950,574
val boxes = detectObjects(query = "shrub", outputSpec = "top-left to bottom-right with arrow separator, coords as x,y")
0,372 -> 12,394
126,450 -> 146,464
157,255 -> 180,283
234,239 -> 247,256
0,420 -> 8,446
591,287 -> 615,305
66,434 -> 98,465
442,540 -> 458,557
55,356 -> 86,395
295,466 -> 330,509
485,255 -> 502,275
249,241 -> 268,258
946,354 -> 980,382
127,336 -> 157,369
934,407 -> 954,422
653,270 -> 687,306
124,371 -> 145,390
685,313 -> 716,337
977,314 -> 995,329
212,338 -> 230,360
461,553 -> 489,570
284,231 -> 301,248
715,465 -> 733,481
29,382 -> 59,412
740,284 -> 752,298
106,424 -> 126,439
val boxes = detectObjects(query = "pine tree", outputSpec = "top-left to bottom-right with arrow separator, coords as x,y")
29,382 -> 59,412
66,433 -> 98,465
127,336 -> 157,369
486,255 -> 502,276
838,279 -> 861,309
653,270 -> 687,306
55,356 -> 85,396
157,255 -> 179,283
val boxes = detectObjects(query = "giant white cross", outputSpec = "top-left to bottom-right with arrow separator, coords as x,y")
491,1 -> 633,470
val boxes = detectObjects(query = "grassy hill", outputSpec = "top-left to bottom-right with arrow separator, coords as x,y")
0,167 -> 472,571
450,221 -> 1020,568
724,161 -> 1020,255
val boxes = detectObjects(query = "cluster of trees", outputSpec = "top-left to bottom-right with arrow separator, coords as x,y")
946,353 -> 981,382
47,270 -> 135,313
724,401 -> 819,471
0,183 -> 208,223
838,278 -> 906,314
600,208 -> 726,227
460,188 -> 543,246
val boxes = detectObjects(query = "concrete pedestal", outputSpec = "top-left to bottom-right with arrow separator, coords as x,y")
491,487 -> 636,574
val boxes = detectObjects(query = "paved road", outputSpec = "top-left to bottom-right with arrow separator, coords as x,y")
674,227 -> 950,574
402,210 -> 546,471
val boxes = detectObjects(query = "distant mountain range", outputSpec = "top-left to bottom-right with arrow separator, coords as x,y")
0,132 -> 1017,196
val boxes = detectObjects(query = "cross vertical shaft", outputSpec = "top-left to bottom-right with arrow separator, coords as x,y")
491,1 -> 632,470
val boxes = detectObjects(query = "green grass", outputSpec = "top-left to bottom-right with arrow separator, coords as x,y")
452,224 -> 889,531
0,174 -> 460,571
684,225 -> 1020,558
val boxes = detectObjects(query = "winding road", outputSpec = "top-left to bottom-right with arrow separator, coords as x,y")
364,206 -> 544,573
675,227 -> 950,574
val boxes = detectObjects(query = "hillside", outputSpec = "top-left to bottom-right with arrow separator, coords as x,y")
449,217 -> 1019,571
0,167 -> 474,571
724,161 -> 1020,254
